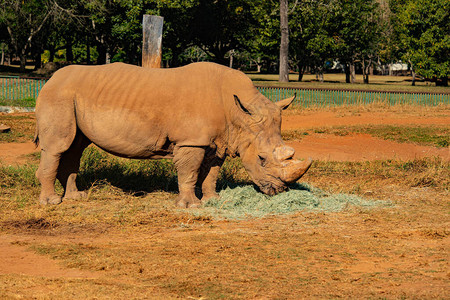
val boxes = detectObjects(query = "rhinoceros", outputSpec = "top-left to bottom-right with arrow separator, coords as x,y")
34,62 -> 311,208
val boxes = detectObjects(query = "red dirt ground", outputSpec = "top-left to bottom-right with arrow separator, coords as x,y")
1,110 -> 449,298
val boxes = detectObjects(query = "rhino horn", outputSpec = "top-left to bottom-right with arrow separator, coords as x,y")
273,146 -> 295,161
280,157 -> 313,183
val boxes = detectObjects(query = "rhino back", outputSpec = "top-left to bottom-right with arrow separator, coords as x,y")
45,63 -> 231,158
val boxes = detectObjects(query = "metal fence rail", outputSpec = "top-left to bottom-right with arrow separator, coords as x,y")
0,76 -> 47,102
0,76 -> 448,107
256,86 -> 450,107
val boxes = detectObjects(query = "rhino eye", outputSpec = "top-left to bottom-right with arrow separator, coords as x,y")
258,155 -> 267,167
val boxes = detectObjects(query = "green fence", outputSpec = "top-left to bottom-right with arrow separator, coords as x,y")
0,76 -> 448,107
0,76 -> 48,103
256,86 -> 450,107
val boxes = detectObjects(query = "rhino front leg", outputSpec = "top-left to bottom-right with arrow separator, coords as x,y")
173,146 -> 206,208
197,149 -> 224,202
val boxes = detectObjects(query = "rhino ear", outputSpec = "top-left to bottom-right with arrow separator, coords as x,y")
234,95 -> 252,115
276,94 -> 296,110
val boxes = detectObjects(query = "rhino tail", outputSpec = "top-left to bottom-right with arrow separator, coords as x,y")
33,126 -> 39,148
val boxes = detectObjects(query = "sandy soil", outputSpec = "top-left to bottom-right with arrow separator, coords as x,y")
0,142 -> 38,165
282,110 -> 450,129
287,133 -> 449,161
1,110 -> 449,298
0,237 -> 98,279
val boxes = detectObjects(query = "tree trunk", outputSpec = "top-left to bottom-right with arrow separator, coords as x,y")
297,63 -> 304,81
229,51 -> 233,68
256,57 -> 262,73
49,48 -> 55,63
362,59 -> 368,84
86,40 -> 91,65
345,63 -> 351,83
318,68 -> 324,83
1,46 -> 4,65
96,44 -> 107,65
436,77 -> 448,87
19,49 -> 27,72
364,74 -> 369,84
66,39 -> 73,62
409,60 -> 416,86
279,0 -> 289,82
34,51 -> 42,70
350,62 -> 356,84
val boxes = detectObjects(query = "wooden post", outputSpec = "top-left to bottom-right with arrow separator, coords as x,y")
142,15 -> 164,68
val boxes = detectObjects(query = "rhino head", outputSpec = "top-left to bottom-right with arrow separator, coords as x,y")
229,93 -> 312,195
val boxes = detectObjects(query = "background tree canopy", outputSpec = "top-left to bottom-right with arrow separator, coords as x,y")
0,0 -> 448,85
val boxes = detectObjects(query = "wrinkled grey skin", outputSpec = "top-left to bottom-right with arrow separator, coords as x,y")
34,62 -> 311,208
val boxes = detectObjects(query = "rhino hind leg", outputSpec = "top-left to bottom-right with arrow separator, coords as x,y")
57,131 -> 91,201
197,149 -> 224,202
173,146 -> 206,208
35,98 -> 79,205
36,151 -> 65,205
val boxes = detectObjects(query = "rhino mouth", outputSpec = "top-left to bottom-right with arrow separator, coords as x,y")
254,158 -> 313,196
255,178 -> 288,196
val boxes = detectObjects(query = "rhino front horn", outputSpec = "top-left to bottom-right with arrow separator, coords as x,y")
281,158 -> 312,183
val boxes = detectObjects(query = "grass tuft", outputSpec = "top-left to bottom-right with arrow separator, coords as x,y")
195,183 -> 390,220
0,98 -> 36,108
78,147 -> 178,194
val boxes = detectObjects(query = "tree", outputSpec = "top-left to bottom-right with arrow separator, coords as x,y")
334,0 -> 382,84
279,0 -> 289,82
290,0 -> 338,82
391,0 -> 450,86
0,0 -> 74,71
243,0 -> 279,73
189,0 -> 255,66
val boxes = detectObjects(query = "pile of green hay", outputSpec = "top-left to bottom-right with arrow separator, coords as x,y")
195,183 -> 390,219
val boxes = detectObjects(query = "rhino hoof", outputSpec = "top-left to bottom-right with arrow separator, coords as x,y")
63,191 -> 87,201
40,195 -> 63,205
175,196 -> 202,209
201,192 -> 220,202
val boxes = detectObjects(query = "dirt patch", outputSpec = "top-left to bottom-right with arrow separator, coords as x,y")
0,236 -> 98,279
0,142 -> 39,165
282,111 -> 450,130
287,133 -> 449,161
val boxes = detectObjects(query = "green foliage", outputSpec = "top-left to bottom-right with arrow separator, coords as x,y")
391,0 -> 450,81
290,0 -> 339,73
0,98 -> 35,107
0,0 -> 448,85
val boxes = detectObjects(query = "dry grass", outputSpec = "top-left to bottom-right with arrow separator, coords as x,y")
0,113 -> 35,143
1,168 -> 448,299
1,154 -> 449,299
